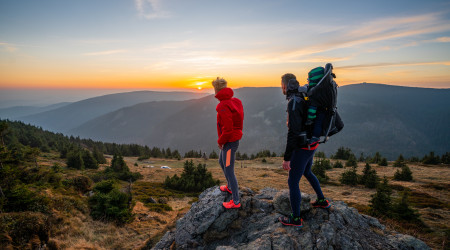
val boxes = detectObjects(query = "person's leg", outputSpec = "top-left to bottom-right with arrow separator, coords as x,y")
287,149 -> 312,217
223,141 -> 240,204
219,148 -> 230,187
303,150 -> 325,200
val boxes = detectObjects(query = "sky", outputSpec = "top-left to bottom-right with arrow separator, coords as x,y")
1,0 -> 450,95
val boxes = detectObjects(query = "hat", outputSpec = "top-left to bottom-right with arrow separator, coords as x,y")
308,67 -> 325,85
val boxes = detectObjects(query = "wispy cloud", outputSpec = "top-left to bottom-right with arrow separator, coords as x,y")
283,12 -> 450,59
135,0 -> 171,19
83,50 -> 128,56
434,36 -> 450,43
0,42 -> 18,52
338,61 -> 450,70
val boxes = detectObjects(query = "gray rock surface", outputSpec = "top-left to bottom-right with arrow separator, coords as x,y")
151,186 -> 430,250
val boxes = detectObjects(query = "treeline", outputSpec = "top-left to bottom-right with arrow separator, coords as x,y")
331,146 -> 450,165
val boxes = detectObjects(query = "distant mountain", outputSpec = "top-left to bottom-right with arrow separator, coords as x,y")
69,84 -> 450,160
0,102 -> 71,120
19,91 -> 209,133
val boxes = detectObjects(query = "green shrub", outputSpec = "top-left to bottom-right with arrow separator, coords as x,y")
3,185 -> 49,213
209,151 -> 219,159
369,177 -> 392,217
312,158 -> 330,183
103,154 -> 142,182
66,175 -> 93,193
378,158 -> 388,166
359,163 -> 379,188
345,155 -> 358,167
393,154 -> 406,168
82,150 -> 98,169
315,151 -> 326,158
441,152 -> 450,164
394,165 -> 413,181
0,212 -> 50,248
333,161 -> 344,168
422,151 -> 440,165
89,180 -> 133,224
332,147 -> 354,160
66,150 -> 84,169
164,160 -> 219,192
340,166 -> 358,186
392,191 -> 421,222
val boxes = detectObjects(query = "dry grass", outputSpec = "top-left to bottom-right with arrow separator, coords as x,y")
34,155 -> 448,249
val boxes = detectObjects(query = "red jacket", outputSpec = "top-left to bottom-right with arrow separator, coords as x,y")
215,88 -> 244,145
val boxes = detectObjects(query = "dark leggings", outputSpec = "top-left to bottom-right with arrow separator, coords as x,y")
219,140 -> 240,204
288,148 -> 325,217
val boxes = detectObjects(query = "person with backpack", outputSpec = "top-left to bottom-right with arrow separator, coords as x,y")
213,77 -> 244,209
278,73 -> 331,228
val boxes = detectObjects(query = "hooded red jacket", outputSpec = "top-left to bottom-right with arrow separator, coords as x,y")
215,88 -> 244,145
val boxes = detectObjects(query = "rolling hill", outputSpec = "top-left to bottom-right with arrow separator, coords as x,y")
18,91 -> 209,133
69,84 -> 450,159
0,102 -> 71,120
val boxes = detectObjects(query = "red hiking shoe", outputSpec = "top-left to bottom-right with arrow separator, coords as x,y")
219,185 -> 232,194
312,199 -> 331,208
223,200 -> 241,209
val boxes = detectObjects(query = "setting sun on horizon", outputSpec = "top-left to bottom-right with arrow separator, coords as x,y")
1,0 -> 450,91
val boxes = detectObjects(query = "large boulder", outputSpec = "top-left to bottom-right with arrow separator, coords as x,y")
150,186 -> 430,250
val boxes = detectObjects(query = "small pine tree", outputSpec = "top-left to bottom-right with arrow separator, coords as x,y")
82,150 -> 98,169
340,166 -> 358,186
370,152 -> 382,164
92,146 -> 106,164
392,191 -> 421,222
333,160 -> 344,168
440,152 -> 450,164
393,154 -> 406,168
345,155 -> 357,167
67,150 -> 84,169
378,158 -> 388,166
312,159 -> 329,183
369,176 -> 392,217
316,151 -> 326,158
359,163 -> 379,188
394,165 -> 413,181
422,151 -> 440,165
209,150 -> 219,159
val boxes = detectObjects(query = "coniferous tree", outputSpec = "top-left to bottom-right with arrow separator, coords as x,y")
312,159 -> 330,183
67,150 -> 84,169
441,152 -> 450,164
82,150 -> 98,169
340,166 -> 358,186
332,147 -> 354,160
393,154 -> 406,168
345,154 -> 358,167
394,165 -> 413,181
369,177 -> 392,217
333,160 -> 344,168
378,157 -> 388,166
359,163 -> 379,188
422,151 -> 440,165
92,146 -> 106,164
209,150 -> 219,159
392,191 -> 421,222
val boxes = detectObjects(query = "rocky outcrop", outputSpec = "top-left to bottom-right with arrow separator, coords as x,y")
152,186 -> 429,250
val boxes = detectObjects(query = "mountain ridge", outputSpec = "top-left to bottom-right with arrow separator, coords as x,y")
69,84 -> 450,159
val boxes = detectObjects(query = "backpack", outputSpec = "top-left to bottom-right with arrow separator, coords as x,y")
288,63 -> 343,144
307,63 -> 344,143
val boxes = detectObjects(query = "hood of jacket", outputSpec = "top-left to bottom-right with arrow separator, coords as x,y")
215,87 -> 234,101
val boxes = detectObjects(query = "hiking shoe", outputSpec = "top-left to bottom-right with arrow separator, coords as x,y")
279,214 -> 303,228
219,185 -> 232,194
223,200 -> 241,209
312,199 -> 331,208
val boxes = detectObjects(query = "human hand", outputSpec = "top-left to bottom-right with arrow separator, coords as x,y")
218,144 -> 223,150
282,161 -> 291,171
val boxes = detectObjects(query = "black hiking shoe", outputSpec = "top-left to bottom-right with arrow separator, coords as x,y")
279,214 -> 303,228
312,199 -> 331,208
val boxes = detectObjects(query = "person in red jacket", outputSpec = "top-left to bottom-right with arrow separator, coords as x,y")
213,77 -> 244,209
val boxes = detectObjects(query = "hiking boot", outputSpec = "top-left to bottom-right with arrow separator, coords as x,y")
219,185 -> 232,194
279,214 -> 303,228
312,198 -> 331,208
305,119 -> 313,126
223,200 -> 240,209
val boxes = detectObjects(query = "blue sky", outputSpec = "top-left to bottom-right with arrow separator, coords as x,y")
1,0 -> 450,92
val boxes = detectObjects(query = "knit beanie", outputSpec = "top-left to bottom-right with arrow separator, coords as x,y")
308,67 -> 325,87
